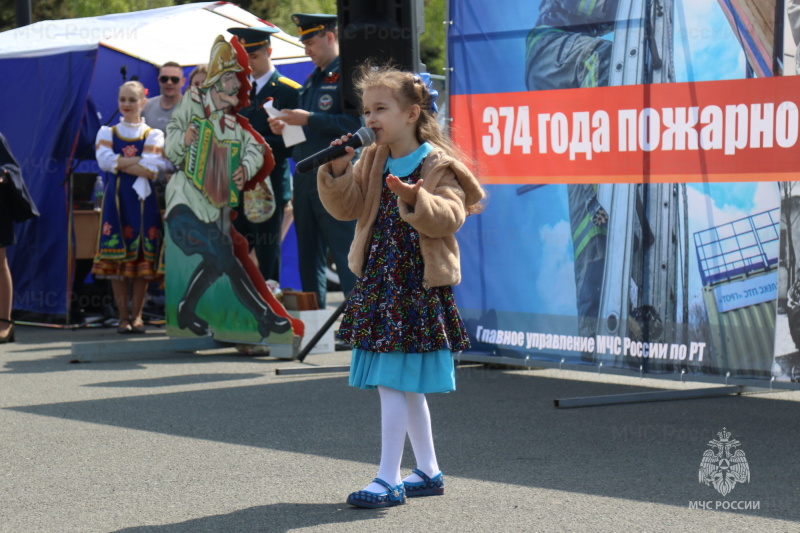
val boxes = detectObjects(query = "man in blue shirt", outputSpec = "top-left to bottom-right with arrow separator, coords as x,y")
269,13 -> 361,309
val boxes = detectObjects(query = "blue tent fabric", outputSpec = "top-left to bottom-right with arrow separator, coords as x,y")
89,47 -> 160,124
1,50 -> 98,319
0,5 -> 313,321
72,98 -> 102,173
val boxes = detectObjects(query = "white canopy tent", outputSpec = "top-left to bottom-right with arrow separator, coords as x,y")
0,2 -> 308,65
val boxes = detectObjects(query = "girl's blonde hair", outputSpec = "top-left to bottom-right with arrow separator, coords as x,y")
189,64 -> 208,86
119,80 -> 146,101
355,63 -> 459,160
355,63 -> 484,213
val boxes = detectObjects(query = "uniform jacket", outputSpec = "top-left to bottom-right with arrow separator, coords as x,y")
317,144 -> 484,288
239,70 -> 300,203
292,56 -> 362,167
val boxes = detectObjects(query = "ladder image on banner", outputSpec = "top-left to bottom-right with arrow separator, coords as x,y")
694,208 -> 780,377
595,0 -> 679,368
608,0 -> 674,86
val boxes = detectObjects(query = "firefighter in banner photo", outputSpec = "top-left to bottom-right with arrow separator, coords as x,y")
568,184 -> 607,355
164,35 -> 293,341
526,2 -> 617,360
524,0 -> 618,91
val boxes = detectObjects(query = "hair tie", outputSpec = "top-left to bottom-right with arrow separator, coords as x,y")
413,73 -> 438,114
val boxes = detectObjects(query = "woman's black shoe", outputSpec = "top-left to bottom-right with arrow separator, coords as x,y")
0,318 -> 16,343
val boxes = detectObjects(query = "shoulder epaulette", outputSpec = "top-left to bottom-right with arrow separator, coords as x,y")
277,76 -> 302,89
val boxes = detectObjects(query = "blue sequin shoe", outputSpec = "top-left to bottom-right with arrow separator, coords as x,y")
403,469 -> 445,497
346,478 -> 406,509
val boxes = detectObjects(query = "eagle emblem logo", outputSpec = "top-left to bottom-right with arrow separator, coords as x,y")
698,428 -> 750,496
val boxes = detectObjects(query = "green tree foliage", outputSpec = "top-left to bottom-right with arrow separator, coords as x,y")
257,0 -> 338,36
2,0 -> 171,32
173,0 -> 339,44
236,0 -> 444,74
69,0 -> 173,18
2,0 -> 72,32
1,4 -> 17,31
33,0 -> 72,22
421,0 -> 446,74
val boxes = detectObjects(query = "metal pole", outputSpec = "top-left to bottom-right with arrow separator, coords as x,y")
295,299 -> 348,362
15,0 -> 32,27
554,385 -> 761,408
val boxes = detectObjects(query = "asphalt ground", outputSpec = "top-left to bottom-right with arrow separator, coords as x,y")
1,298 -> 799,532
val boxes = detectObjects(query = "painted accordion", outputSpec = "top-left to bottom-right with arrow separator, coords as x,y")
185,117 -> 240,208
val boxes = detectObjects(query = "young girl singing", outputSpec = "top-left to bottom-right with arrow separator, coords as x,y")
93,81 -> 166,334
317,66 -> 485,509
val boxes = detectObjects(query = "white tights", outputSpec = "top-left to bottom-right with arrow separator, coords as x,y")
362,386 -> 440,493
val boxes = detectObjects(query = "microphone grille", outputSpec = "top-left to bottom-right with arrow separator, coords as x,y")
356,126 -> 376,147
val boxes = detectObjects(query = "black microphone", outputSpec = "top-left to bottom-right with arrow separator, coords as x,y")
296,127 -> 376,174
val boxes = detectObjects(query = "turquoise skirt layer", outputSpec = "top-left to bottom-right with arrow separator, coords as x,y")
349,348 -> 456,393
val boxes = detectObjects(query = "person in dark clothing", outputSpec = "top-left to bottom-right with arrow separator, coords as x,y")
0,132 -> 39,343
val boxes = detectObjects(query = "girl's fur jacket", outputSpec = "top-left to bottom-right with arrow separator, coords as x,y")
317,144 -> 484,288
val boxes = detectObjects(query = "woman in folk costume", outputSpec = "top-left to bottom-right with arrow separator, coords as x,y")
93,80 -> 166,334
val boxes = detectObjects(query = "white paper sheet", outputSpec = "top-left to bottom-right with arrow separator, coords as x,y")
264,99 -> 306,147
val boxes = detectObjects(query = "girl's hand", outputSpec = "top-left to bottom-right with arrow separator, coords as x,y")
329,133 -> 356,177
386,175 -> 423,207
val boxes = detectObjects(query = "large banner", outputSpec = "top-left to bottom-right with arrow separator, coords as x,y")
450,0 -> 800,385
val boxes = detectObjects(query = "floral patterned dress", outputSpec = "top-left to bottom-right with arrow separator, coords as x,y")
92,121 -> 165,280
339,143 -> 469,393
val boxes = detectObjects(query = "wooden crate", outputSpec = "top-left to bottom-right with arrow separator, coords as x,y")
282,291 -> 319,311
73,210 -> 100,260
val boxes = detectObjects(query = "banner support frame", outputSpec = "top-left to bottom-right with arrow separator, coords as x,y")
456,351 -> 797,392
553,385 -> 774,409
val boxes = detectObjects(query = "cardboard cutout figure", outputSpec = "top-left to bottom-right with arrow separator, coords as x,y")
163,35 -> 303,350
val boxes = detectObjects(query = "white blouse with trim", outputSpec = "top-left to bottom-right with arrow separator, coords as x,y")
95,120 -> 166,175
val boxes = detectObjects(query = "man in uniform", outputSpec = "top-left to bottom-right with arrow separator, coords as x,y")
165,35 -> 290,340
269,13 -> 362,309
228,24 -> 301,283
